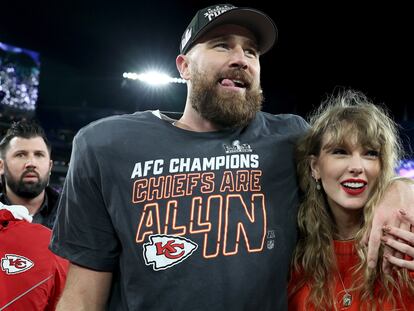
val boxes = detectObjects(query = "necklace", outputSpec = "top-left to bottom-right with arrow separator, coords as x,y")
338,271 -> 352,307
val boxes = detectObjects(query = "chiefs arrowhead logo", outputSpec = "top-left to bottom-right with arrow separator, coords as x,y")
1,254 -> 34,275
143,234 -> 198,271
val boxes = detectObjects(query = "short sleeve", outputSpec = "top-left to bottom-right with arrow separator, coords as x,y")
289,114 -> 310,139
50,129 -> 120,271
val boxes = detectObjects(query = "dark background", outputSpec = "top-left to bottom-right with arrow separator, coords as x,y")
1,1 -> 413,179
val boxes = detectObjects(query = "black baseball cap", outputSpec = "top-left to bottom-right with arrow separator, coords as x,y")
180,4 -> 278,55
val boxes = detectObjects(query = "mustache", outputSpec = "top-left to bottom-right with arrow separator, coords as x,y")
21,168 -> 40,179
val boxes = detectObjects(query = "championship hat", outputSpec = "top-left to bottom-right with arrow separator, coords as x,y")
180,4 -> 278,55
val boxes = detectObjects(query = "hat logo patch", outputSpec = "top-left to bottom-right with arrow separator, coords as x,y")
1,254 -> 34,275
204,5 -> 235,21
143,234 -> 198,271
181,27 -> 192,51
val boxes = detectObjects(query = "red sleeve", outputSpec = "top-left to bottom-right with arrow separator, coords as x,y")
288,269 -> 311,311
46,255 -> 69,310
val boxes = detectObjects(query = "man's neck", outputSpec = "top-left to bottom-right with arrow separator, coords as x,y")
5,187 -> 46,216
177,104 -> 221,132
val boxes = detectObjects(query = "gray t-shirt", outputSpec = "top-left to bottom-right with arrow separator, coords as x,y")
50,110 -> 308,310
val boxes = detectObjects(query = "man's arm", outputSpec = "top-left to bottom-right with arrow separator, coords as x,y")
48,255 -> 69,310
366,180 -> 414,270
56,263 -> 112,311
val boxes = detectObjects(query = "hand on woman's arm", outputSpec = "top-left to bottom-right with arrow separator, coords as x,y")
381,209 -> 414,271
366,180 -> 414,271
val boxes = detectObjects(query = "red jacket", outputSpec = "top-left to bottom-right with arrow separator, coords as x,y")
0,210 -> 68,310
288,240 -> 414,311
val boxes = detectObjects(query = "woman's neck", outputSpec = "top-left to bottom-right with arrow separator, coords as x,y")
329,203 -> 363,240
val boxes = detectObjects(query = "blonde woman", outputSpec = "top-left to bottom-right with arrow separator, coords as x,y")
289,90 -> 414,310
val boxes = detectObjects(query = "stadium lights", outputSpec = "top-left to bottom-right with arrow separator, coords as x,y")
123,71 -> 186,86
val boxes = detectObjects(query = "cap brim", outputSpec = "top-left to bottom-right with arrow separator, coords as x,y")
189,7 -> 277,55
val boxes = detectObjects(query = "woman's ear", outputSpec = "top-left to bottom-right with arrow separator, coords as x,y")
310,155 -> 320,180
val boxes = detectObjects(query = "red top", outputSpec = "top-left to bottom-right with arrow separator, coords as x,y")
0,210 -> 68,310
288,240 -> 414,311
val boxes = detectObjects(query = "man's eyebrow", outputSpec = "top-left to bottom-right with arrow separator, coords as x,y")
207,35 -> 231,43
12,149 -> 28,153
208,35 -> 259,50
12,149 -> 47,154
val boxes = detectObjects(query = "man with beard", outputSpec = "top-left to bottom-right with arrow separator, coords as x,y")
50,4 -> 414,311
0,120 -> 58,229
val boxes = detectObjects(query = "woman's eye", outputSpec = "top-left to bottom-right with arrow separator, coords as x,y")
366,150 -> 380,157
331,148 -> 347,155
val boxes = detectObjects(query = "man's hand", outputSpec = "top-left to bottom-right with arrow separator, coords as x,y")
365,180 -> 414,271
381,209 -> 414,270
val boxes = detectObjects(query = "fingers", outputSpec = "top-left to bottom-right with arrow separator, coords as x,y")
384,219 -> 410,271
368,212 -> 400,269
367,180 -> 414,270
381,235 -> 414,259
381,244 -> 395,273
381,209 -> 414,271
384,254 -> 414,270
383,225 -> 414,247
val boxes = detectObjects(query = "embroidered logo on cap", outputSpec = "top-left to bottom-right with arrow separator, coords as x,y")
204,4 -> 235,21
181,28 -> 192,51
1,254 -> 34,275
143,234 -> 198,271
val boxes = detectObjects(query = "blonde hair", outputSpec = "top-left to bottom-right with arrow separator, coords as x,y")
290,89 -> 413,310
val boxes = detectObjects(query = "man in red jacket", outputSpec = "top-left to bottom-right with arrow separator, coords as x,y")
0,203 -> 68,310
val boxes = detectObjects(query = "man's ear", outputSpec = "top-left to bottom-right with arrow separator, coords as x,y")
49,159 -> 53,175
176,54 -> 191,80
310,155 -> 320,180
0,159 -> 4,175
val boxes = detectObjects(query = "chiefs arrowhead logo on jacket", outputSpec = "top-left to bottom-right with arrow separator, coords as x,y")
143,235 -> 198,271
1,254 -> 34,275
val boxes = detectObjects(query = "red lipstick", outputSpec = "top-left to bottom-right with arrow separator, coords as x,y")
340,179 -> 367,196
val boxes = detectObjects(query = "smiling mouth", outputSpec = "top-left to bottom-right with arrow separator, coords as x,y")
341,181 -> 366,189
341,181 -> 367,195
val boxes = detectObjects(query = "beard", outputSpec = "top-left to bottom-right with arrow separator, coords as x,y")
189,65 -> 263,129
3,163 -> 49,199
